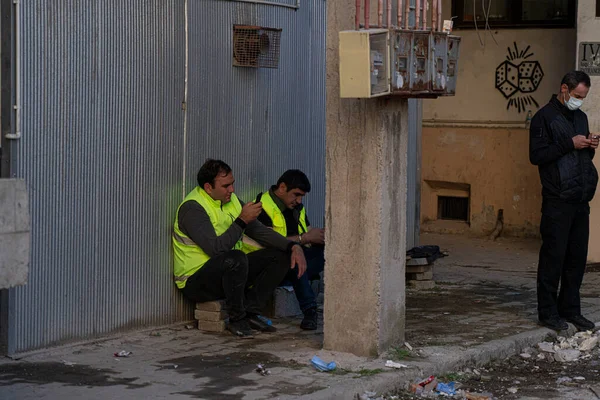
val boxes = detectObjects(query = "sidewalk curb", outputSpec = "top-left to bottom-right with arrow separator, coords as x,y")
290,313 -> 600,400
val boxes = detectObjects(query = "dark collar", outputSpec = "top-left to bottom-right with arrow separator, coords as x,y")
550,94 -> 575,120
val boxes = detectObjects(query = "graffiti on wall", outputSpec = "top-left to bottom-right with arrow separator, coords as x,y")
495,43 -> 544,113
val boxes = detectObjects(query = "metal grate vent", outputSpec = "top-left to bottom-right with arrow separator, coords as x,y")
437,196 -> 469,221
233,25 -> 282,69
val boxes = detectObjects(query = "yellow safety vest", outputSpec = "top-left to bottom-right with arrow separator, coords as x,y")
172,187 -> 243,289
260,191 -> 308,237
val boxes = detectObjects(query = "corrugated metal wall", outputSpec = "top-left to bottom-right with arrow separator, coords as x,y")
6,0 -> 326,354
406,99 -> 422,250
186,0 -> 326,218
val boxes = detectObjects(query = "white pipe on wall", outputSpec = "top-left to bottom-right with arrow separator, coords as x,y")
6,0 -> 21,140
182,0 -> 189,198
220,0 -> 300,10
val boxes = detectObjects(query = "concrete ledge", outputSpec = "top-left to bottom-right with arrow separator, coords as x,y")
291,312 -> 600,400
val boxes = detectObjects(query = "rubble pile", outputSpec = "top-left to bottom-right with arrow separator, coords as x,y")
384,330 -> 600,399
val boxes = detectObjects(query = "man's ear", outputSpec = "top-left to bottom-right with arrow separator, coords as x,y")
203,182 -> 213,194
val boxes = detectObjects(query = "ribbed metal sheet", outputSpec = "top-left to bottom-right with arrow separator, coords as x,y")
7,0 -> 188,354
6,0 -> 326,354
187,0 -> 326,226
406,99 -> 422,249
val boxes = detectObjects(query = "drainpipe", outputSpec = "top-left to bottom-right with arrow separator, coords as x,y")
222,0 -> 300,10
182,0 -> 189,198
5,0 -> 20,140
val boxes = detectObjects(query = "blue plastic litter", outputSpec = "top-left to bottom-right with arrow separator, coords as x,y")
257,315 -> 272,326
310,356 -> 337,372
436,382 -> 456,396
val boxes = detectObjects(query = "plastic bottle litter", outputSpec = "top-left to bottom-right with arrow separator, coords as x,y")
114,350 -> 132,357
310,355 -> 337,372
436,381 -> 456,396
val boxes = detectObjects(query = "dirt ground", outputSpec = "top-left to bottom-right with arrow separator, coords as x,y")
391,338 -> 600,400
4,233 -> 600,400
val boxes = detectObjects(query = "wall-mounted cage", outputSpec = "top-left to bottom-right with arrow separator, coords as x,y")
233,25 -> 282,69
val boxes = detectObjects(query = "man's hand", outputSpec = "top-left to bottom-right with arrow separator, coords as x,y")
290,244 -> 307,278
573,135 -> 592,150
589,134 -> 600,150
239,202 -> 262,224
302,228 -> 325,245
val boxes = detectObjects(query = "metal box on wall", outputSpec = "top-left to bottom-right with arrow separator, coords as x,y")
431,32 -> 448,93
339,29 -> 390,98
443,35 -> 461,96
390,31 -> 432,95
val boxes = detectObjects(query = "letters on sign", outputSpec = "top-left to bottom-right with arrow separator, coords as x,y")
579,42 -> 600,76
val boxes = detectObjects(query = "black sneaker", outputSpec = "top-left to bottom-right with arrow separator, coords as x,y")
539,315 -> 568,331
227,318 -> 254,338
565,315 -> 596,331
247,315 -> 277,333
300,307 -> 318,330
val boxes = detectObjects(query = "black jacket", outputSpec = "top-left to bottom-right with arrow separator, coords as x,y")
529,95 -> 598,204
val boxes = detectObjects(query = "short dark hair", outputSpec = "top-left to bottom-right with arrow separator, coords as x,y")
561,71 -> 591,91
276,169 -> 311,193
197,159 -> 232,188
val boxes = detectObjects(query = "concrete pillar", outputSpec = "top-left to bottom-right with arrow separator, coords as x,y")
0,179 -> 30,289
577,0 -> 600,262
324,2 -> 408,356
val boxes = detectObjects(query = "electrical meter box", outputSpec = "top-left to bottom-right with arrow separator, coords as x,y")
443,35 -> 461,96
390,31 -> 431,95
339,29 -> 390,98
431,32 -> 448,93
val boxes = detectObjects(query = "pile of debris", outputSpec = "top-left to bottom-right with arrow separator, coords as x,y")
405,245 -> 447,290
534,330 -> 599,362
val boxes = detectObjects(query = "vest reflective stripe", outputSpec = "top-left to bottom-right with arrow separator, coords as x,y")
172,232 -> 196,246
172,188 -> 243,288
241,235 -> 264,250
260,191 -> 307,237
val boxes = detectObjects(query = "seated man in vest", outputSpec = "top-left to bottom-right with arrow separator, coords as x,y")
256,170 -> 325,330
173,159 -> 307,338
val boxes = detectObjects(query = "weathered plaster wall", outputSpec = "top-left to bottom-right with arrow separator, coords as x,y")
421,127 -> 541,237
0,180 -> 30,289
421,0 -> 576,236
577,0 -> 600,262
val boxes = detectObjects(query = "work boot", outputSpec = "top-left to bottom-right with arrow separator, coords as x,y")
300,307 -> 318,330
539,315 -> 568,331
227,318 -> 254,338
564,315 -> 596,331
247,314 -> 277,333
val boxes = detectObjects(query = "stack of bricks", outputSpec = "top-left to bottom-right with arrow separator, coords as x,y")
406,257 -> 435,290
195,300 -> 228,332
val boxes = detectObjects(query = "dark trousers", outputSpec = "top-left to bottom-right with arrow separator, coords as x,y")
181,248 -> 290,321
282,246 -> 325,313
537,201 -> 590,320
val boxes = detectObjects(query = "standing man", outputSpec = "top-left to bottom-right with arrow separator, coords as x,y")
256,170 -> 325,330
530,71 -> 599,331
173,159 -> 307,338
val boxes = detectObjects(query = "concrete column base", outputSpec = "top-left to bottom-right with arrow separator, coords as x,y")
324,99 -> 408,356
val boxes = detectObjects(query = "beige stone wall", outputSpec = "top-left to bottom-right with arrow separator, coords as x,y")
577,0 -> 600,262
421,126 -> 542,237
420,0 -> 576,236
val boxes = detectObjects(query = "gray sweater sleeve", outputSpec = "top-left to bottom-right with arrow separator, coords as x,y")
177,201 -> 244,258
245,219 -> 293,251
